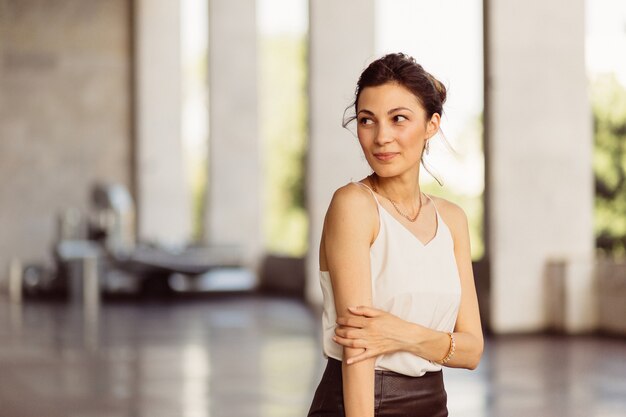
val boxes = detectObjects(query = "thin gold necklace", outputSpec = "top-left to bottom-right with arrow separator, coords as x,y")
370,174 -> 423,222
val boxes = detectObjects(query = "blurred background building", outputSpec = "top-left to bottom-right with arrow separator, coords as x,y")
0,0 -> 625,416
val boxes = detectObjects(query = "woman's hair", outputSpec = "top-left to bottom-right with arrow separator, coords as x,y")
343,52 -> 452,186
343,52 -> 447,126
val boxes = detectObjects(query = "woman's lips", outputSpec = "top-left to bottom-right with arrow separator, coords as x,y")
374,152 -> 399,161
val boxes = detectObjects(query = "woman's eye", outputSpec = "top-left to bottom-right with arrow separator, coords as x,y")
359,117 -> 374,125
393,115 -> 408,123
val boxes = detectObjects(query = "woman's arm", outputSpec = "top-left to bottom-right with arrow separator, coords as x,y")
323,184 -> 379,417
412,201 -> 483,368
333,200 -> 484,369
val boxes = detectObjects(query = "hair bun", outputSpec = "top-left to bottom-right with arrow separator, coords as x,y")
428,74 -> 447,105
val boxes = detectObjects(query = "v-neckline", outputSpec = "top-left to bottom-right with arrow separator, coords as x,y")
376,199 -> 440,247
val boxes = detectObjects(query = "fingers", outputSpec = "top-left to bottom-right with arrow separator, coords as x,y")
348,305 -> 381,317
334,326 -> 363,340
336,306 -> 383,327
336,315 -> 367,328
336,306 -> 382,328
335,339 -> 378,364
332,335 -> 367,349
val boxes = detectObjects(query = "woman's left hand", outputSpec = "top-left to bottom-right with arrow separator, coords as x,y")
334,306 -> 417,365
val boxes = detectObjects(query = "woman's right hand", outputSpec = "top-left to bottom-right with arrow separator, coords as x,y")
334,305 -> 416,364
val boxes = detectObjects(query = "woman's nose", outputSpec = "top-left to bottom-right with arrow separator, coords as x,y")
374,123 -> 393,145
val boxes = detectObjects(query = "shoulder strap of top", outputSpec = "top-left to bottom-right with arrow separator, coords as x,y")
350,181 -> 380,205
422,193 -> 441,218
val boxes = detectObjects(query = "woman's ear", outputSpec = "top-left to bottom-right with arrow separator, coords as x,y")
426,113 -> 441,138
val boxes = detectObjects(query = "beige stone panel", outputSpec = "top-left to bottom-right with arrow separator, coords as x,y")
205,0 -> 261,265
486,0 -> 594,332
0,0 -> 131,278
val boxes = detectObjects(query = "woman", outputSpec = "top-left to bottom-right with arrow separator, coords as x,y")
307,53 -> 484,417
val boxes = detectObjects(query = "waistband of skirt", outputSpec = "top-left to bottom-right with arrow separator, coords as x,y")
327,357 -> 442,379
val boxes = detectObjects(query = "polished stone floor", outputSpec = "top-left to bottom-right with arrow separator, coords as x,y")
0,295 -> 625,417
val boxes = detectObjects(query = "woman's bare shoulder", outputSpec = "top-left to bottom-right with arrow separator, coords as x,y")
324,182 -> 378,233
428,194 -> 469,238
320,182 -> 378,269
328,182 -> 376,215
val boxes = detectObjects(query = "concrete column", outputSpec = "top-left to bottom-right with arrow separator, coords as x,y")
135,0 -> 192,246
306,1 -> 376,305
485,0 -> 594,332
206,0 -> 261,265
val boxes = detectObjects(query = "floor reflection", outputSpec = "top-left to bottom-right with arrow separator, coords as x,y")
0,296 -> 624,417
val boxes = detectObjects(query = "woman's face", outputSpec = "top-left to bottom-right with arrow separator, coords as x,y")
356,82 -> 439,179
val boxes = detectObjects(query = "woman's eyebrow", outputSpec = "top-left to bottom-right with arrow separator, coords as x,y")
357,107 -> 414,116
387,107 -> 414,114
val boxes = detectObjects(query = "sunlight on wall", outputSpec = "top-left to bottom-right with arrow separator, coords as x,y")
586,0 -> 626,88
181,0 -> 209,242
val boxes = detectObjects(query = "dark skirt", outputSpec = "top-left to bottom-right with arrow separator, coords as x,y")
307,358 -> 448,417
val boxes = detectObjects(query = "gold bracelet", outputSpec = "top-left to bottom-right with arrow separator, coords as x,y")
439,332 -> 456,365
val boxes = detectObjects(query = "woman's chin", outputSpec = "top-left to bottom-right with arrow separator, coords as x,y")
370,167 -> 401,178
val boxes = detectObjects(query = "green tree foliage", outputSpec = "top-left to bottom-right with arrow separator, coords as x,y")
260,35 -> 308,256
592,74 -> 626,257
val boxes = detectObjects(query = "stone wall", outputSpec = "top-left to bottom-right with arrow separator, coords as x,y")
306,0 -> 375,304
0,0 -> 132,278
485,0 -> 594,332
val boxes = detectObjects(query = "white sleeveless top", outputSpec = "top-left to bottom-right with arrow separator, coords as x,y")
319,182 -> 462,377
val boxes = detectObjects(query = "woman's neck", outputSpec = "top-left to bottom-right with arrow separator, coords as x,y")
370,171 -> 422,206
